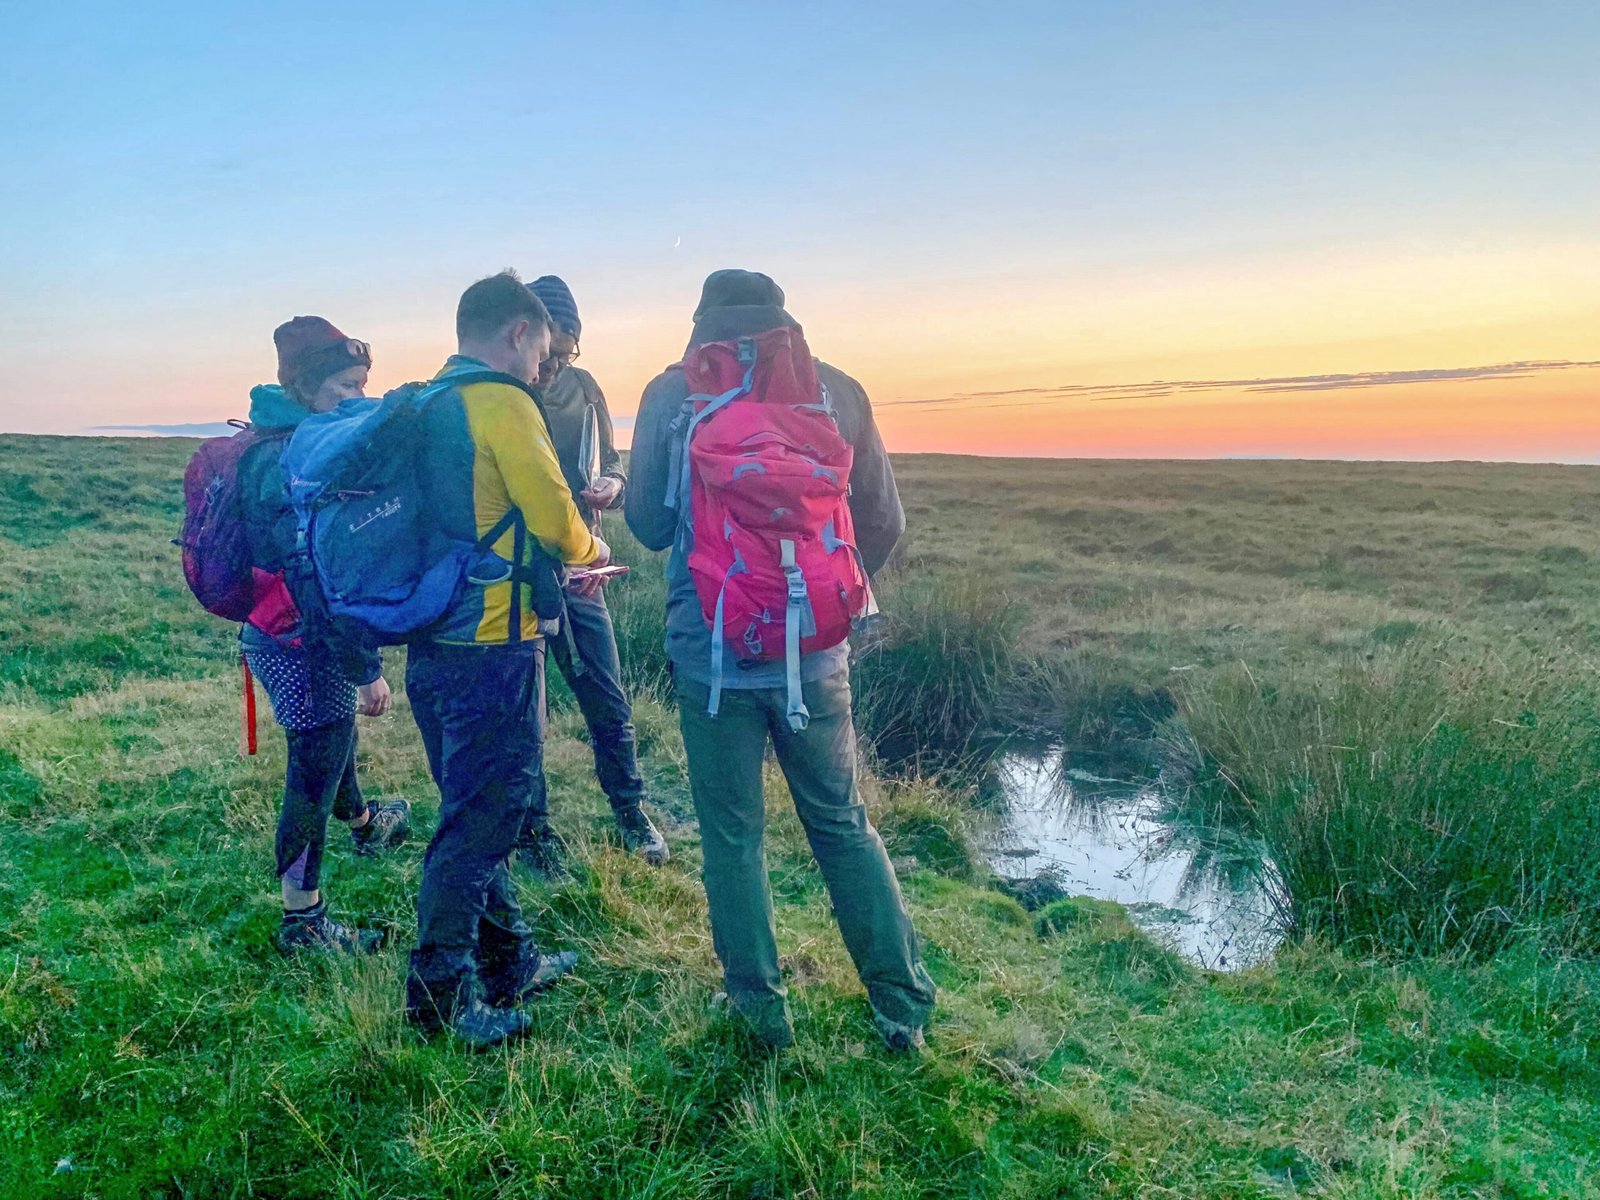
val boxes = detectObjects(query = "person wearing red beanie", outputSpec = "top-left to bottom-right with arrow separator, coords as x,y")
273,316 -> 373,412
240,317 -> 410,955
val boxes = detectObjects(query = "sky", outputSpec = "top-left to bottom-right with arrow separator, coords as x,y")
2,0 -> 1597,460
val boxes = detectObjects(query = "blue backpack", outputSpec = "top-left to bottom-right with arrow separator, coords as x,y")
281,370 -> 563,645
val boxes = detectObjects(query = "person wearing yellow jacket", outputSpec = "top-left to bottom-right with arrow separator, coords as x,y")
404,271 -> 608,1048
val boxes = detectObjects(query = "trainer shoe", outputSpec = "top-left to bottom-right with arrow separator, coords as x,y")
349,797 -> 411,857
516,826 -> 570,882
277,901 -> 383,956
615,805 -> 669,866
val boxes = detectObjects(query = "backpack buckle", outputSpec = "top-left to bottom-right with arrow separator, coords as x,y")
737,337 -> 756,366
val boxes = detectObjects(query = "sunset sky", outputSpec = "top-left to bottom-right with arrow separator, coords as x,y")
2,1 -> 1596,460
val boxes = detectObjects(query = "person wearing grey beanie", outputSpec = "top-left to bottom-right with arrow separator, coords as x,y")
623,269 -> 931,1055
513,275 -> 669,877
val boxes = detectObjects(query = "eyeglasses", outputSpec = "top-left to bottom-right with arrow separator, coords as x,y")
541,344 -> 580,369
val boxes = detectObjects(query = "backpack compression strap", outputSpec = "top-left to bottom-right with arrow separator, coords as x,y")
705,549 -> 749,721
779,538 -> 811,732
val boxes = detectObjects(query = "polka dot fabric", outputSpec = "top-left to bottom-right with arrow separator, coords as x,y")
242,642 -> 357,731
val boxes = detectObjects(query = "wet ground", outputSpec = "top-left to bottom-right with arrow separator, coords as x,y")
986,751 -> 1286,970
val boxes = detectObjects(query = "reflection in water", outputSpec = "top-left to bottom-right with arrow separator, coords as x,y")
987,752 -> 1286,970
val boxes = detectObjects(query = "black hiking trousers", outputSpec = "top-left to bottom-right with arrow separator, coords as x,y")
519,584 -> 647,839
242,632 -> 366,895
275,721 -> 363,892
405,640 -> 544,1020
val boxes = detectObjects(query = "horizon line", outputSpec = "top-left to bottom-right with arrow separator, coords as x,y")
7,429 -> 1598,469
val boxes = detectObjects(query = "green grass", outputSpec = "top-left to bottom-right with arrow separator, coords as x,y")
2,435 -> 1599,1198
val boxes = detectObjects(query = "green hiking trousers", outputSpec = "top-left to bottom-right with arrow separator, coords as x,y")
675,669 -> 936,1031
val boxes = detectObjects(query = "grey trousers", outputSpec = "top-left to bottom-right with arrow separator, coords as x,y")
675,669 -> 936,1029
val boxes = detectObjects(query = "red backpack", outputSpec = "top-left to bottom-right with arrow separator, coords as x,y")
177,423 -> 298,635
674,327 -> 869,730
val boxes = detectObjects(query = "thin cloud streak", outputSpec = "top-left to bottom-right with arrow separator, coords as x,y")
889,360 -> 1600,412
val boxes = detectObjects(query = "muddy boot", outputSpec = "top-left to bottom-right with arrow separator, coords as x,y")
614,805 -> 669,866
277,900 -> 383,956
450,998 -> 534,1050
480,940 -> 580,1009
349,797 -> 412,857
872,1010 -> 926,1054
405,952 -> 532,1050
711,991 -> 795,1052
515,826 -> 570,882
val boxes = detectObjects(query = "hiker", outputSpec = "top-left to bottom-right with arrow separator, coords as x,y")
240,318 -> 411,954
510,275 -> 668,878
401,271 -> 605,1047
625,270 -> 936,1051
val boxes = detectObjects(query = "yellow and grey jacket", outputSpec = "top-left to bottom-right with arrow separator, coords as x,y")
416,356 -> 600,644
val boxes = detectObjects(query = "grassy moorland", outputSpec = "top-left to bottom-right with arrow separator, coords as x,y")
2,434 -> 1598,1199
885,457 -> 1600,959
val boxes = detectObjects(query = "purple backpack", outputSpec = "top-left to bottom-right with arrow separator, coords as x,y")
176,422 -> 287,623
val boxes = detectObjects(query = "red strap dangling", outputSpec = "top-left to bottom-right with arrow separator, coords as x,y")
240,657 -> 258,757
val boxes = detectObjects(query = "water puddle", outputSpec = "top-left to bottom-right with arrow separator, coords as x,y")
986,751 -> 1285,970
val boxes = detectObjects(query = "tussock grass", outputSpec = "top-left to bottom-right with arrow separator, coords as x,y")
851,573 -> 1030,771
1178,644 -> 1600,957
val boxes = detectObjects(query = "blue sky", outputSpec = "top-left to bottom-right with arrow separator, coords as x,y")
2,1 -> 1596,456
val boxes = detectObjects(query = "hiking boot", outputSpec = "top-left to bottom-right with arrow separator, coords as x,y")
516,826 -> 570,882
349,797 -> 411,857
448,998 -> 535,1050
405,954 -> 532,1050
872,1011 -> 926,1054
615,805 -> 669,866
481,943 -> 580,1009
277,901 -> 383,956
711,991 -> 795,1051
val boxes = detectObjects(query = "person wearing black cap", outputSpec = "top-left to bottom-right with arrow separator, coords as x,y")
625,270 -> 934,1053
511,275 -> 669,877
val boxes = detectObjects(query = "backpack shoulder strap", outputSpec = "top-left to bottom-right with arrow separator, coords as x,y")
665,340 -> 761,512
232,423 -> 294,485
435,369 -> 567,644
429,369 -> 555,434
430,369 -> 556,548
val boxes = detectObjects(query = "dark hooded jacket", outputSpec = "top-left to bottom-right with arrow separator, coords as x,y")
535,364 -> 626,525
625,270 -> 905,689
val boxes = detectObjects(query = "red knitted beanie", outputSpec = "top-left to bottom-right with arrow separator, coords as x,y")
273,316 -> 371,392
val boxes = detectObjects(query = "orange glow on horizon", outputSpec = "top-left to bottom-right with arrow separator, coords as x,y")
12,237 -> 1593,465
869,366 -> 1600,462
